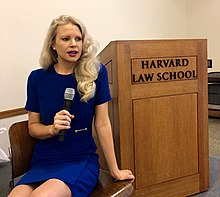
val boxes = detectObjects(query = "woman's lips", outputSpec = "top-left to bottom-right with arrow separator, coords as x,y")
68,51 -> 78,57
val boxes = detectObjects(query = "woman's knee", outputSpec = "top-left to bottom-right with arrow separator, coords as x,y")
30,179 -> 72,197
8,185 -> 34,197
30,190 -> 48,197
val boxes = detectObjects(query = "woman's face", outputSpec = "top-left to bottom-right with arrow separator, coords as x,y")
53,23 -> 83,66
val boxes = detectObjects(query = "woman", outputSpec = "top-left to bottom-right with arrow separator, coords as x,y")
8,15 -> 134,197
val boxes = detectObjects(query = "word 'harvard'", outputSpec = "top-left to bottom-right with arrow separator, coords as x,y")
141,58 -> 189,69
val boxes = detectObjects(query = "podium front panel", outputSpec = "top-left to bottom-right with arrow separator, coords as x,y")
133,94 -> 198,189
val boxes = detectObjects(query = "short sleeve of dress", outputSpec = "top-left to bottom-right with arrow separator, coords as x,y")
94,64 -> 112,105
25,70 -> 40,112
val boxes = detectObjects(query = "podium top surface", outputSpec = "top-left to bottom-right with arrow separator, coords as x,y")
106,38 -> 207,44
99,39 -> 207,61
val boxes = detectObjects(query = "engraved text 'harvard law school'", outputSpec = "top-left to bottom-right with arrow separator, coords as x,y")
131,57 -> 197,84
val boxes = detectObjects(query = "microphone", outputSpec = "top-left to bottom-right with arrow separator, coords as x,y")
58,88 -> 75,141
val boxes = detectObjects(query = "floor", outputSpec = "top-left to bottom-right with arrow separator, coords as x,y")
208,117 -> 220,157
0,162 -> 11,197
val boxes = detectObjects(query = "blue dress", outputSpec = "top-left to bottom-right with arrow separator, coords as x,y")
17,64 -> 112,197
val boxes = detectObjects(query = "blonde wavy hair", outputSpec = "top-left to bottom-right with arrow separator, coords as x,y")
39,15 -> 100,102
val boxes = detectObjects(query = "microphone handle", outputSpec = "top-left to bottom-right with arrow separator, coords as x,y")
58,99 -> 73,142
58,130 -> 65,141
63,99 -> 72,111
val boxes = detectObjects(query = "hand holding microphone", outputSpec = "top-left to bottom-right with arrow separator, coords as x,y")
57,88 -> 75,141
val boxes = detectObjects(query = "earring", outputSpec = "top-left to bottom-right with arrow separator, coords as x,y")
53,47 -> 56,50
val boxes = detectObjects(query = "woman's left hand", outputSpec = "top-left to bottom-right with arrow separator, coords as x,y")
112,169 -> 135,182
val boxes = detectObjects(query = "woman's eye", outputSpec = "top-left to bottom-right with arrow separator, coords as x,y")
75,37 -> 82,41
62,37 -> 69,41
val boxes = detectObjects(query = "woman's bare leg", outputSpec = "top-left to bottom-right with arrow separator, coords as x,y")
8,184 -> 35,197
30,178 -> 72,197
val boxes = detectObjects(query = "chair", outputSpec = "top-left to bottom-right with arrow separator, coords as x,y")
8,120 -> 133,196
8,120 -> 36,188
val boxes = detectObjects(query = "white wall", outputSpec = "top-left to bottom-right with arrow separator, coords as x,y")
186,0 -> 220,72
0,0 -> 187,111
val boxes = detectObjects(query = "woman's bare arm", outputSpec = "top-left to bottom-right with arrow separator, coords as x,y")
27,110 -> 74,140
94,103 -> 135,181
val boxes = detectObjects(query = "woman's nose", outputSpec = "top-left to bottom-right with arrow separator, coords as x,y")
70,39 -> 76,47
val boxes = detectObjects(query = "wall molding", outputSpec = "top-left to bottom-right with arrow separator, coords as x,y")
0,108 -> 27,119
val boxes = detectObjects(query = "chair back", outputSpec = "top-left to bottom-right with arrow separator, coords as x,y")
8,120 -> 36,179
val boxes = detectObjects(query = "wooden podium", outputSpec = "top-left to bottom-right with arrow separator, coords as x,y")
94,40 -> 209,196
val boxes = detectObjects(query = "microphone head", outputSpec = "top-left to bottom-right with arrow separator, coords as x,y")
64,88 -> 75,101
